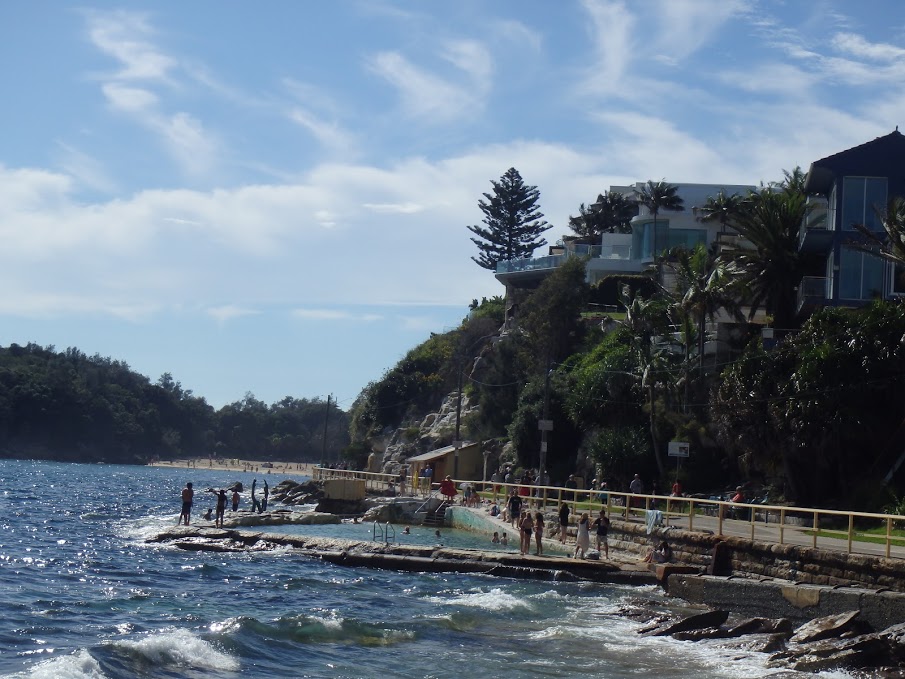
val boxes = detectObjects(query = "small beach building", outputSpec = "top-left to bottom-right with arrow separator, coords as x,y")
407,442 -> 483,484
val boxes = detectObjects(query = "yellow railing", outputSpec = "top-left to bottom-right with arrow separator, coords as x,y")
310,467 -> 905,559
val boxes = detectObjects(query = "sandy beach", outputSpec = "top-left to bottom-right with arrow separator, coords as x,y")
149,457 -> 315,476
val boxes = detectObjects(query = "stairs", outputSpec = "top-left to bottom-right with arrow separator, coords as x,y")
423,502 -> 449,526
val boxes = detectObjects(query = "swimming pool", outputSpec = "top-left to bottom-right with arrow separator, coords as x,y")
265,520 -> 519,552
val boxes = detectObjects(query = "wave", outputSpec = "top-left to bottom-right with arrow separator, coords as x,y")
102,628 -> 239,673
426,587 -> 533,612
3,650 -> 108,679
209,613 -> 415,647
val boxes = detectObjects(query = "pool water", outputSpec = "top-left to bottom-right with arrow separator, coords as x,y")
266,519 -> 519,552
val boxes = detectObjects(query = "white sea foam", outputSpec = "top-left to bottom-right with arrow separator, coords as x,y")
115,514 -> 175,543
107,628 -> 239,672
4,650 -> 108,679
429,587 -> 532,612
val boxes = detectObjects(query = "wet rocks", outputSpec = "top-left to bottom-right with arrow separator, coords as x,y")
271,479 -> 322,505
637,607 -> 905,673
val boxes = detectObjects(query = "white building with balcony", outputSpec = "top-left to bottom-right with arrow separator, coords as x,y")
495,182 -> 755,291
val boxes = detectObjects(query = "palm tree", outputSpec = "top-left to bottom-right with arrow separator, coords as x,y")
662,244 -> 744,373
727,185 -> 820,329
636,180 -> 685,254
618,285 -> 673,479
697,190 -> 745,234
568,191 -> 635,243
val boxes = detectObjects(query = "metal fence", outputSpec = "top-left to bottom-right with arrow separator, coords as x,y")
312,467 -> 905,559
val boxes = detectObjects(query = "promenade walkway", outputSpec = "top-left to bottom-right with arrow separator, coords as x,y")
313,466 -> 905,561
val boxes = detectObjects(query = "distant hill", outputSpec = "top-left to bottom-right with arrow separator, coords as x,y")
0,343 -> 348,464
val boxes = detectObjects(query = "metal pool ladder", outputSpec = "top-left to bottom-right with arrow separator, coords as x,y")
372,521 -> 396,543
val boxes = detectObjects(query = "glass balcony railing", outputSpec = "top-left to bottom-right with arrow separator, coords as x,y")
496,254 -> 566,274
797,276 -> 829,310
496,243 -> 633,274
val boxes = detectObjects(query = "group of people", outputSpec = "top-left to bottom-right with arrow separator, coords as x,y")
516,510 -> 545,555
177,478 -> 269,528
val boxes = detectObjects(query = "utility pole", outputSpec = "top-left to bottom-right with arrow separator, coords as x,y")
538,359 -> 553,483
321,394 -> 331,465
453,365 -> 463,479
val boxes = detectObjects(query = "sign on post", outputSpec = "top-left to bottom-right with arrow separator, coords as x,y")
537,419 -> 554,431
668,441 -> 690,458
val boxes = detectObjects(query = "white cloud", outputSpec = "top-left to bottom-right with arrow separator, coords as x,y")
292,309 -> 383,322
206,305 -> 259,323
578,0 -> 635,95
494,20 -> 543,53
85,11 -> 223,180
649,0 -> 750,64
102,83 -> 158,113
363,202 -> 423,214
85,9 -> 176,82
719,62 -> 817,96
54,142 -> 117,194
832,32 -> 905,62
288,108 -> 355,153
441,40 -> 493,94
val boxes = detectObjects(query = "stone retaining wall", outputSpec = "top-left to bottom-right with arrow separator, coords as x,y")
608,520 -> 905,592
668,575 -> 905,629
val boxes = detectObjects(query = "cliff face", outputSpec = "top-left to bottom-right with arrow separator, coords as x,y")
368,391 -> 480,474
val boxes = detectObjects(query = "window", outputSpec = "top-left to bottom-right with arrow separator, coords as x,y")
839,247 -> 885,300
841,177 -> 887,230
827,183 -> 836,231
667,229 -> 706,250
631,221 -> 669,259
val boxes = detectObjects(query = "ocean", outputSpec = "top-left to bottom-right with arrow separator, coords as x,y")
0,460 -> 851,678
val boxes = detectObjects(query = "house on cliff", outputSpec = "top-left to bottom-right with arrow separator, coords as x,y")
495,182 -> 754,294
799,129 -> 905,314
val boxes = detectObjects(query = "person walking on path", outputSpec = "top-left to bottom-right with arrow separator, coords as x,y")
630,474 -> 644,509
178,482 -> 194,526
508,491 -> 523,529
558,502 -> 570,543
592,509 -> 610,559
574,512 -> 590,559
534,511 -> 545,556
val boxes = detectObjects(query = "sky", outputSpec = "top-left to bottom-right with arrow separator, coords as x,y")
1,1 -> 904,412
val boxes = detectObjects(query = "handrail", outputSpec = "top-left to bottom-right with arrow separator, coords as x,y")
310,466 -> 905,559
372,520 -> 396,544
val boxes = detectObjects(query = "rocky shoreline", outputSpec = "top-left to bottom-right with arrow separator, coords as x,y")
149,520 -> 905,674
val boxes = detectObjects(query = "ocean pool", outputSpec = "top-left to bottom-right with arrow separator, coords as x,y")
264,518 -> 521,552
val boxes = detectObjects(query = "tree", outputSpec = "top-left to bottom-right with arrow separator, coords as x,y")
849,196 -> 905,268
568,191 -> 635,242
467,168 -> 550,270
697,190 -> 745,234
662,244 -> 743,373
618,286 -> 673,478
517,257 -> 588,367
635,180 -> 685,252
726,183 -> 820,329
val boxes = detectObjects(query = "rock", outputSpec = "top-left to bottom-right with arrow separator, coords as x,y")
770,634 -> 893,673
672,627 -> 730,641
644,609 -> 730,637
725,617 -> 793,638
719,633 -> 790,654
790,610 -> 861,644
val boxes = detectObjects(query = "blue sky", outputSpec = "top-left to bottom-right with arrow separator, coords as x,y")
1,1 -> 903,411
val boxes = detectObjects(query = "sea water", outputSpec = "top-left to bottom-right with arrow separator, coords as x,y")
0,460 -> 852,678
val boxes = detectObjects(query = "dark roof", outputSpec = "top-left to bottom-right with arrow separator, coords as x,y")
804,130 -> 905,194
